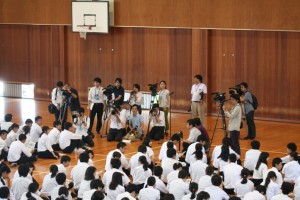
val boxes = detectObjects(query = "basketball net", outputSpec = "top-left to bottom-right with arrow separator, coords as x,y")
77,25 -> 92,40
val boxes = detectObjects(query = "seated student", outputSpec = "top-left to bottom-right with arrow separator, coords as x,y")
107,105 -> 127,142
21,125 -> 36,151
130,145 -> 151,174
71,153 -> 91,192
234,168 -> 254,199
139,176 -> 160,200
244,140 -> 261,173
167,163 -> 182,186
13,162 -> 34,183
0,113 -> 13,131
73,108 -> 94,147
182,119 -> 201,153
158,134 -> 180,161
57,186 -> 70,200
59,122 -> 84,154
6,123 -> 19,147
16,118 -> 33,135
0,165 -> 11,188
263,171 -> 280,200
20,182 -> 44,200
12,164 -> 33,200
132,156 -> 152,192
83,179 -> 105,200
116,184 -> 137,200
147,104 -> 165,141
271,182 -> 293,200
194,118 -> 210,154
168,169 -> 190,200
8,134 -> 36,166
106,172 -> 125,200
223,154 -> 243,195
0,186 -> 10,200
48,121 -> 62,151
29,116 -> 43,145
38,126 -> 60,159
243,185 -> 266,200
41,165 -> 59,198
51,173 -> 72,200
105,142 -> 130,172
91,191 -> 106,200
145,166 -> 168,196
264,157 -> 283,186
0,130 -> 8,161
186,135 -> 207,164
198,166 -> 214,192
281,143 -> 297,164
252,152 -> 269,186
77,149 -> 94,166
197,191 -> 210,200
128,104 -> 144,137
216,145 -> 230,176
78,166 -> 97,200
282,151 -> 300,183
57,155 -> 71,175
142,137 -> 155,164
188,143 -> 207,164
161,148 -> 186,183
182,182 -> 198,200
204,175 -> 229,200
189,150 -> 208,183
294,179 -> 300,200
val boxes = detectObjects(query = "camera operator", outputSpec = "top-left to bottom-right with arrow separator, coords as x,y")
147,104 -> 165,141
51,81 -> 64,121
240,82 -> 256,140
109,78 -> 124,106
191,74 -> 207,127
107,105 -> 127,142
88,77 -> 107,134
129,84 -> 143,114
73,107 -> 94,147
223,94 -> 242,155
158,80 -> 170,134
63,83 -> 80,120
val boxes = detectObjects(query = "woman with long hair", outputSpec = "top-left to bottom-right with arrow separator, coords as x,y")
37,126 -> 60,159
41,165 -> 59,198
158,81 -> 170,134
253,152 -> 269,186
182,182 -> 198,200
107,172 -> 125,200
77,166 -> 97,199
132,156 -> 152,192
6,123 -> 19,147
20,182 -> 42,200
282,151 -> 300,183
217,145 -> 230,176
234,168 -> 254,199
264,171 -> 280,200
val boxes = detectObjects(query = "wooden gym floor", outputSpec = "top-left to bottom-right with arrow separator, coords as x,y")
1,97 -> 300,185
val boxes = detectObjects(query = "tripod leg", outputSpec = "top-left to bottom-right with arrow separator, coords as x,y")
210,109 -> 221,143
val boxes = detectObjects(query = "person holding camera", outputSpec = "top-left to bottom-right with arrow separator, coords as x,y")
147,104 -> 165,141
107,105 -> 127,142
63,83 -> 80,119
223,94 -> 242,155
240,82 -> 256,140
73,108 -> 94,147
128,104 -> 144,137
88,77 -> 106,134
191,74 -> 207,127
51,81 -> 65,122
158,81 -> 170,134
110,78 -> 125,106
129,84 -> 143,114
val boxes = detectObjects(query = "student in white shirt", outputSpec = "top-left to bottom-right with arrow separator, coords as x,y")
130,145 -> 151,174
40,165 -> 59,198
0,114 -> 13,131
189,150 -> 208,183
21,125 -> 36,152
217,145 -> 230,176
182,182 -> 198,200
48,121 -> 62,151
129,84 -> 143,114
116,184 -> 137,200
149,166 -> 169,195
282,152 -> 300,183
147,103 -> 165,141
0,130 -> 8,161
0,165 -> 11,188
196,191 -> 210,200
186,135 -> 207,164
105,142 -> 130,172
38,126 -> 60,159
106,172 -> 125,200
78,166 -> 97,199
204,174 -> 229,200
158,134 -> 180,161
263,171 -> 280,200
51,81 -> 64,122
29,116 -> 43,144
0,186 -> 10,200
5,123 -> 19,147
107,105 -> 127,142
20,182 -> 44,200
139,176 -> 160,200
142,137 -> 155,164
59,122 -> 84,154
168,169 -> 190,200
83,179 -> 105,200
198,166 -> 214,192
234,168 -> 254,199
243,185 -> 266,200
8,134 -> 36,165
73,107 -> 94,147
12,164 -> 33,200
71,153 -> 91,191
244,140 -> 261,172
167,163 -> 182,186
132,156 -> 152,192
51,173 -> 72,200
57,155 -> 71,175
223,154 -> 243,195
281,143 -> 297,164
253,152 -> 269,186
57,186 -> 70,200
264,157 -> 283,186
182,119 -> 202,153
271,182 -> 293,200
16,118 -> 33,137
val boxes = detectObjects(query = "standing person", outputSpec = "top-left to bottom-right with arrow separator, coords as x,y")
158,81 -> 170,134
73,108 -> 94,147
51,81 -> 65,122
240,82 -> 256,140
223,94 -> 242,155
191,74 -> 207,127
63,83 -> 81,120
88,77 -> 106,135
129,84 -> 143,114
110,78 -> 125,107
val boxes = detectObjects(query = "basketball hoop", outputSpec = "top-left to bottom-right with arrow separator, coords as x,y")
77,25 -> 92,40
79,31 -> 87,40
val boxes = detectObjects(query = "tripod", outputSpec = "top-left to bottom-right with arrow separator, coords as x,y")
210,101 -> 228,144
100,100 -> 114,138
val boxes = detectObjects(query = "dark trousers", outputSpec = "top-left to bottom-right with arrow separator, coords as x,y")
38,150 -> 60,159
224,188 -> 235,195
55,108 -> 61,122
134,183 -> 144,193
14,153 -> 37,165
230,130 -> 241,155
182,142 -> 191,154
251,178 -> 263,187
82,135 -> 94,147
52,144 -> 61,151
0,150 -> 8,161
147,126 -> 165,141
107,128 -> 126,142
62,139 -> 82,154
246,111 -> 256,139
89,103 -> 104,133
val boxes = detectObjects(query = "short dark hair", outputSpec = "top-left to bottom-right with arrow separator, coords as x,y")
0,186 -> 9,198
281,182 -> 294,195
138,145 -> 147,153
166,148 -> 176,158
112,151 -> 121,159
53,121 -> 62,127
287,143 -> 297,152
251,140 -> 260,150
91,191 -> 105,200
240,82 -> 248,89
194,118 -> 201,125
178,169 -> 189,179
117,142 -> 126,149
230,94 -> 241,103
25,119 -> 33,124
147,176 -> 156,186
194,150 -> 203,160
205,166 -> 214,176
84,166 -> 96,181
229,153 -> 237,163
222,137 -> 231,147
56,173 -> 67,185
167,141 -> 174,149
19,134 -> 27,141
162,194 -> 175,200
187,119 -> 195,126
94,77 -> 101,83
194,74 -> 203,83
79,153 -> 89,163
153,166 -> 163,177
18,164 -> 30,177
58,187 -> 69,199
115,78 -> 122,84
42,126 -> 49,133
228,197 -> 241,200
0,130 -> 8,136
57,81 -> 64,87
0,165 -> 11,174
35,116 -> 42,122
90,179 -> 104,190
255,185 -> 266,194
4,114 -> 13,122
171,134 -> 180,142
152,104 -> 159,109
211,174 -> 222,186
60,155 -> 71,164
125,184 -> 137,193
110,158 -> 121,169
78,107 -> 85,114
133,84 -> 140,91
196,135 -> 207,142
197,191 -> 210,200
272,157 -> 282,167
173,163 -> 182,170
64,122 -> 73,130
131,104 -> 138,109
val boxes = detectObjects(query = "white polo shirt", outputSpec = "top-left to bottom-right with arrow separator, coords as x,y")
169,179 -> 190,200
132,165 -> 152,185
129,152 -> 151,174
117,192 -> 136,200
88,86 -> 106,110
244,149 -> 261,171
187,127 -> 201,143
8,140 -> 32,162
103,168 -> 130,191
40,173 -> 58,197
243,190 -> 265,200
12,177 -> 33,200
6,130 -> 18,147
51,185 -> 72,200
212,145 -> 240,168
189,160 -> 208,183
0,122 -> 13,131
151,111 -> 165,127
234,179 -> 254,199
139,186 -> 160,200
71,162 -> 90,189
253,163 -> 268,179
198,175 -> 213,192
59,129 -> 82,150
105,149 -> 129,171
74,116 -> 90,137
106,185 -> 125,200
282,160 -> 300,183
223,162 -> 243,189
48,127 -> 61,145
191,83 -> 207,101
30,122 -> 42,143
78,180 -> 92,198
0,137 -> 8,154
129,91 -> 143,106
51,88 -> 64,107
83,189 -> 98,200
271,194 -> 292,200
161,157 -> 186,183
204,185 -> 229,200
144,175 -> 168,194
158,141 -> 177,161
263,167 -> 283,186
110,110 -> 127,129
263,180 -> 280,200
38,133 -> 53,152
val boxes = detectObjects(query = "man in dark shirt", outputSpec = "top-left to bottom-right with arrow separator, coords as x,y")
110,78 -> 125,106
63,83 -> 80,120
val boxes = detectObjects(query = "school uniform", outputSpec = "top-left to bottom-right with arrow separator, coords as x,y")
182,193 -> 197,200
71,162 -> 90,190
40,173 -> 58,197
6,130 -> 18,147
204,185 -> 229,200
167,170 -> 179,186
282,160 -> 300,183
83,189 -> 97,200
212,145 -> 240,168
244,149 -> 261,171
185,142 -> 207,164
271,194 -> 292,200
51,185 -> 72,200
243,190 -> 265,200
8,140 -> 36,164
147,111 -> 165,141
253,163 -> 268,186
132,166 -> 152,191
182,127 -> 202,153
263,180 -> 280,200
223,162 -> 243,194
234,179 -> 254,199
0,137 -> 8,161
59,129 -> 82,153
107,110 -> 127,142
29,122 -> 42,144
168,179 -> 190,200
129,152 -> 151,174
263,167 -> 283,186
37,133 -> 58,159
51,88 -> 64,121
20,192 -> 43,200
13,170 -> 33,182
78,180 -> 92,199
189,159 -> 208,183
77,159 -> 94,166
281,155 -> 291,164
158,141 -> 177,161
161,157 -> 186,183
57,163 -> 67,174
217,159 -> 229,174
23,134 -> 36,152
48,127 -> 61,151
294,185 -> 300,200
74,115 -> 94,147
11,176 -> 33,200
116,192 -> 136,200
0,122 -> 13,131
139,186 -> 160,200
105,149 -> 129,171
144,175 -> 168,194
106,185 -> 125,200
146,146 -> 154,159
198,175 -> 213,192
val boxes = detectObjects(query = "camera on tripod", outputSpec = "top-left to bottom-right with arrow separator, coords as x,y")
213,92 -> 226,104
148,83 -> 158,96
103,84 -> 115,100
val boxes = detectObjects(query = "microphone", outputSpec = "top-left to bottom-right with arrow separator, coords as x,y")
169,92 -> 175,96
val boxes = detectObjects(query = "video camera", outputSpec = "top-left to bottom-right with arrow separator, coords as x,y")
229,84 -> 244,96
212,92 -> 226,105
148,83 -> 158,96
103,84 -> 115,100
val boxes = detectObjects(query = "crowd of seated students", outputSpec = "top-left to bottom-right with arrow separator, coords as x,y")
1,112 -> 300,200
